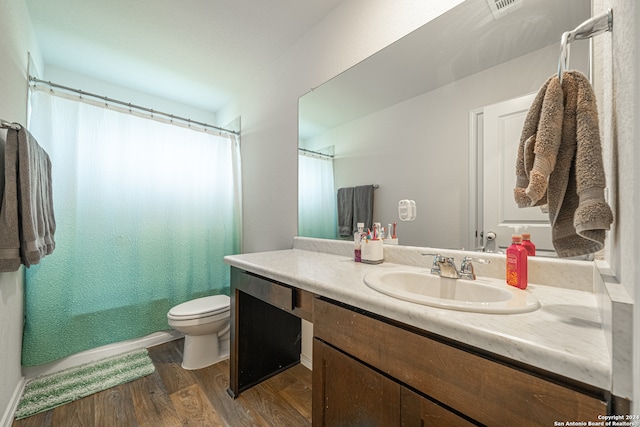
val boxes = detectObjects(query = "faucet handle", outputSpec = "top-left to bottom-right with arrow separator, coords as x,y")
421,252 -> 439,257
460,256 -> 490,280
462,256 -> 490,264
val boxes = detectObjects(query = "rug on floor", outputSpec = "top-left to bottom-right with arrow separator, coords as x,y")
15,348 -> 155,420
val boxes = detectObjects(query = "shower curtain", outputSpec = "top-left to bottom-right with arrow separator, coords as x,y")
23,90 -> 242,366
298,152 -> 336,239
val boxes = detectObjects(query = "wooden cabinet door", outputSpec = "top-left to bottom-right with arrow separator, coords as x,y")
313,339 -> 400,426
313,297 -> 608,426
401,387 -> 476,427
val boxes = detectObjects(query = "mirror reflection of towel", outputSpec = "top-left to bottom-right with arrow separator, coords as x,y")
337,187 -> 354,238
353,185 -> 374,234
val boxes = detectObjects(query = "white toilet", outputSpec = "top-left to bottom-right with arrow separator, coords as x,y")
167,294 -> 231,370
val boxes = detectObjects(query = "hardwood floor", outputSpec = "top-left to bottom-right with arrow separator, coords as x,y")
12,339 -> 312,427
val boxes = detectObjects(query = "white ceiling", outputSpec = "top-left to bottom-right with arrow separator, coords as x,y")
25,0 -> 344,113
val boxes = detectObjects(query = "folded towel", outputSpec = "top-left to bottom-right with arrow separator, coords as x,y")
514,71 -> 613,257
353,185 -> 374,234
0,126 -> 55,271
0,128 -> 21,271
337,187 -> 354,238
514,76 -> 563,207
1,130 -> 5,204
16,127 -> 56,266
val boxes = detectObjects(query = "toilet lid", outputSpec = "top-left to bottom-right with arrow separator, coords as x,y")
169,295 -> 230,319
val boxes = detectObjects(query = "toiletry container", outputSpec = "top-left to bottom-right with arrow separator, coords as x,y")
506,235 -> 528,289
384,222 -> 398,245
354,223 -> 364,262
362,239 -> 383,264
521,232 -> 536,256
362,226 -> 384,264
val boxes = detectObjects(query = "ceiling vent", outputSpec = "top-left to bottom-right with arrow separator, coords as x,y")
486,0 -> 524,20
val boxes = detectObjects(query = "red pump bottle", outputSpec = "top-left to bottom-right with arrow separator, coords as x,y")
506,235 -> 528,289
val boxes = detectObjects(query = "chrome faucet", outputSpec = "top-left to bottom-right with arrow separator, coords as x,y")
426,254 -> 490,280
430,255 -> 460,279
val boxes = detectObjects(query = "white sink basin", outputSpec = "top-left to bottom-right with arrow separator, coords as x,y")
363,269 -> 540,314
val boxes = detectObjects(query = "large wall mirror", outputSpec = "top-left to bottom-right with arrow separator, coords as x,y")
298,0 -> 591,252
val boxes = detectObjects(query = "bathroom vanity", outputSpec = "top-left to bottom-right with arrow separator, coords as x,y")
312,297 -> 604,425
224,238 -> 624,425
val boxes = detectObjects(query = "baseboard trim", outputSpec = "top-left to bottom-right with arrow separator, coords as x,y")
1,377 -> 26,427
300,352 -> 313,370
22,330 -> 183,380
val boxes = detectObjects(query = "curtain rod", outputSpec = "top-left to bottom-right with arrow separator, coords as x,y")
298,147 -> 334,159
29,76 -> 240,136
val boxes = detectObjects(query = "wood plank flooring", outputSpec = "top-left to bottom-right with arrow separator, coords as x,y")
12,339 -> 312,427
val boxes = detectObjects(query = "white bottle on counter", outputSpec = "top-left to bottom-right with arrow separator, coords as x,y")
354,223 -> 364,262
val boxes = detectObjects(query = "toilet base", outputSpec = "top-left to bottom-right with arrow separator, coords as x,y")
182,334 -> 229,370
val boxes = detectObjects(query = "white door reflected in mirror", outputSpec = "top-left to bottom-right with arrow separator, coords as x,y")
481,93 -> 555,256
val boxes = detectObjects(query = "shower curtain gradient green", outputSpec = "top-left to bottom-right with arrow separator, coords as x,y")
298,153 -> 336,239
23,90 -> 242,366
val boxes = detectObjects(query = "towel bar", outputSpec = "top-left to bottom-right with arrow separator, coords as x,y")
558,9 -> 613,84
0,119 -> 22,130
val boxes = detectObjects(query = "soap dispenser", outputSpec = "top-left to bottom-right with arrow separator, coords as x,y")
506,235 -> 528,289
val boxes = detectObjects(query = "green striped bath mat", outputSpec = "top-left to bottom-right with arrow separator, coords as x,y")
15,348 -> 155,420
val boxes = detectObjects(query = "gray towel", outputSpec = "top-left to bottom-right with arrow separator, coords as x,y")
337,187 -> 354,238
353,185 -> 374,234
0,126 -> 55,271
0,128 -> 21,271
0,130 -> 5,205
17,127 -> 56,265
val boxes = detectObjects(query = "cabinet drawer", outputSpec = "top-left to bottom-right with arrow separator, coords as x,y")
233,269 -> 293,310
314,298 -> 608,426
231,268 -> 314,321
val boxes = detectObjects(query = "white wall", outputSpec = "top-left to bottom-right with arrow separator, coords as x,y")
633,0 -> 640,413
591,0 -> 639,411
0,0 -> 42,423
218,0 -> 464,253
304,43 -> 588,249
599,0 -> 640,413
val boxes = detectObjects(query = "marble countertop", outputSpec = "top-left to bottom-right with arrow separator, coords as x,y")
224,245 -> 611,391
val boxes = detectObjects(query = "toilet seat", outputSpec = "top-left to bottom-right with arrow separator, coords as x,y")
168,295 -> 230,321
